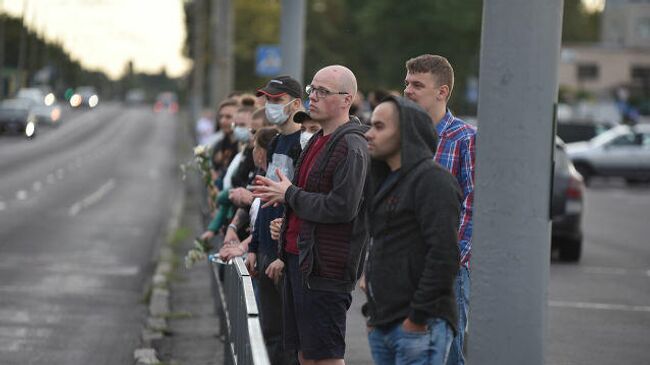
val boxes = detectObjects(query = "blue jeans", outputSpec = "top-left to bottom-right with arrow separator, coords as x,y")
368,318 -> 453,365
446,267 -> 470,365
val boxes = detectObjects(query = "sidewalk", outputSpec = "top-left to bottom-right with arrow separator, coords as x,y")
154,177 -> 224,365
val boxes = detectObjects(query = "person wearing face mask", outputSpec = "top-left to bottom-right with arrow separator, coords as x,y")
243,76 -> 304,365
201,106 -> 256,241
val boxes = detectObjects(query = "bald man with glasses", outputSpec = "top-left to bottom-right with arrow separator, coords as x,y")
253,65 -> 371,365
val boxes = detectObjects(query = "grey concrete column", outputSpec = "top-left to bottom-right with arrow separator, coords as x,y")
468,1 -> 564,364
280,0 -> 306,83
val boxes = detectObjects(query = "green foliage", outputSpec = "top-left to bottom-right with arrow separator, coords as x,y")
233,0 -> 281,91
304,0 -> 482,113
562,0 -> 600,43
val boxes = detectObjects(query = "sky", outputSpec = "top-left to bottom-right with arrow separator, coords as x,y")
3,0 -> 191,79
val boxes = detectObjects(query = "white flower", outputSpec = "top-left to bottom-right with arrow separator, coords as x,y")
193,145 -> 207,156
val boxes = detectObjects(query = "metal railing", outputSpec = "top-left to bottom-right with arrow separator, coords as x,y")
212,256 -> 270,365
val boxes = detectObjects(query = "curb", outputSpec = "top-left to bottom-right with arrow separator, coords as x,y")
134,182 -> 185,365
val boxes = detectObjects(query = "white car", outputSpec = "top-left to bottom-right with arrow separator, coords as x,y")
566,124 -> 650,184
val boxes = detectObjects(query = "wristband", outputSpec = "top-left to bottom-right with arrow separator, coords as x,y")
227,223 -> 238,232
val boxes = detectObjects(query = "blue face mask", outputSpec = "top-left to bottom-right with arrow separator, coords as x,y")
265,99 -> 295,125
233,126 -> 250,142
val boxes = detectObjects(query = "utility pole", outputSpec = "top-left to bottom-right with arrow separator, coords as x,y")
0,6 -> 5,98
210,0 -> 233,110
468,1 -> 563,364
191,0 -> 206,122
279,0 -> 306,83
17,0 -> 28,90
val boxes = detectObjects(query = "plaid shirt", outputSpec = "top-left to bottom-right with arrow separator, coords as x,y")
435,111 -> 476,269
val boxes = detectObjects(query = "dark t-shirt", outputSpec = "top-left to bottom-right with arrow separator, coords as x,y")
248,131 -> 301,260
284,134 -> 332,255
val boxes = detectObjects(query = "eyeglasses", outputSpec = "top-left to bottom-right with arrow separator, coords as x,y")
305,84 -> 349,99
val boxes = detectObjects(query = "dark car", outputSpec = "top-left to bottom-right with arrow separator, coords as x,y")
551,137 -> 585,261
70,86 -> 99,109
556,119 -> 614,143
0,98 -> 38,138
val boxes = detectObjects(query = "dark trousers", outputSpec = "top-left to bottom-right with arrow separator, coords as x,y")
258,253 -> 298,365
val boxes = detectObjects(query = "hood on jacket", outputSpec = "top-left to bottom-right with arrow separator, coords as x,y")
371,96 -> 438,186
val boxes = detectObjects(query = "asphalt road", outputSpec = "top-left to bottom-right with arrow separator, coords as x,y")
345,179 -> 650,364
0,104 -> 181,364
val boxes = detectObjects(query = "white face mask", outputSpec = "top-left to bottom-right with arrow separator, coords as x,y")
300,131 -> 314,149
233,126 -> 250,143
265,99 -> 295,125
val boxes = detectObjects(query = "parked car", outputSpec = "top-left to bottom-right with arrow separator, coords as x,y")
125,88 -> 146,105
70,86 -> 99,108
556,118 -> 614,143
0,98 -> 38,138
552,138 -> 585,261
566,124 -> 650,184
453,117 -> 584,261
16,87 -> 62,127
153,92 -> 178,114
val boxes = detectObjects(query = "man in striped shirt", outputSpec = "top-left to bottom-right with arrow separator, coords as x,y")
404,54 -> 476,365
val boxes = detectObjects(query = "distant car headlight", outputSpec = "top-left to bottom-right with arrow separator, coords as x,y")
88,95 -> 99,108
70,94 -> 82,107
25,121 -> 35,137
44,93 -> 56,106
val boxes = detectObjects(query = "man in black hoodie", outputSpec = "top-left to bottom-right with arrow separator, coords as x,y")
363,96 -> 462,365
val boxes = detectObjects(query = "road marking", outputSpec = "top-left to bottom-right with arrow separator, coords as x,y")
68,179 -> 116,217
549,300 -> 650,313
0,201 -> 5,211
32,181 -> 43,192
582,266 -> 650,277
15,190 -> 28,200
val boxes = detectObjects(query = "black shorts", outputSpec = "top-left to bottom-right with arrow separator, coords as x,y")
282,254 -> 352,360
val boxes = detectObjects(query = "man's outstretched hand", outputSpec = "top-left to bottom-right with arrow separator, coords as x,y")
252,168 -> 292,208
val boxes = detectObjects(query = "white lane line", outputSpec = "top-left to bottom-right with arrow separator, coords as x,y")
549,300 -> 650,313
16,190 -> 28,200
32,181 -> 43,192
0,201 -> 6,211
582,266 -> 650,277
46,174 -> 56,184
68,179 -> 116,217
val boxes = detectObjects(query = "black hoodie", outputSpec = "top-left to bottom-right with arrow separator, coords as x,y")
363,96 -> 462,333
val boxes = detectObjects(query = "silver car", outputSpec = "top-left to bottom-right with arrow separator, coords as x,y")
566,124 -> 650,184
16,88 -> 62,127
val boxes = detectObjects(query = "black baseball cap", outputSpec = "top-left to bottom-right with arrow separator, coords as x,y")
256,76 -> 303,99
293,110 -> 312,123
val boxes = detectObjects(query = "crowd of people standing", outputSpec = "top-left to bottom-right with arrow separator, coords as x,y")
192,54 -> 476,365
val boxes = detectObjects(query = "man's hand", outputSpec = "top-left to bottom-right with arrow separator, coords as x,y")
402,318 -> 428,333
269,218 -> 284,241
200,230 -> 215,242
223,226 -> 239,244
265,258 -> 285,285
252,169 -> 292,208
219,243 -> 245,261
229,187 -> 254,207
245,252 -> 257,277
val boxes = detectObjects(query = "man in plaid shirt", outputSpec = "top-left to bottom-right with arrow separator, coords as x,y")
404,54 -> 476,365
